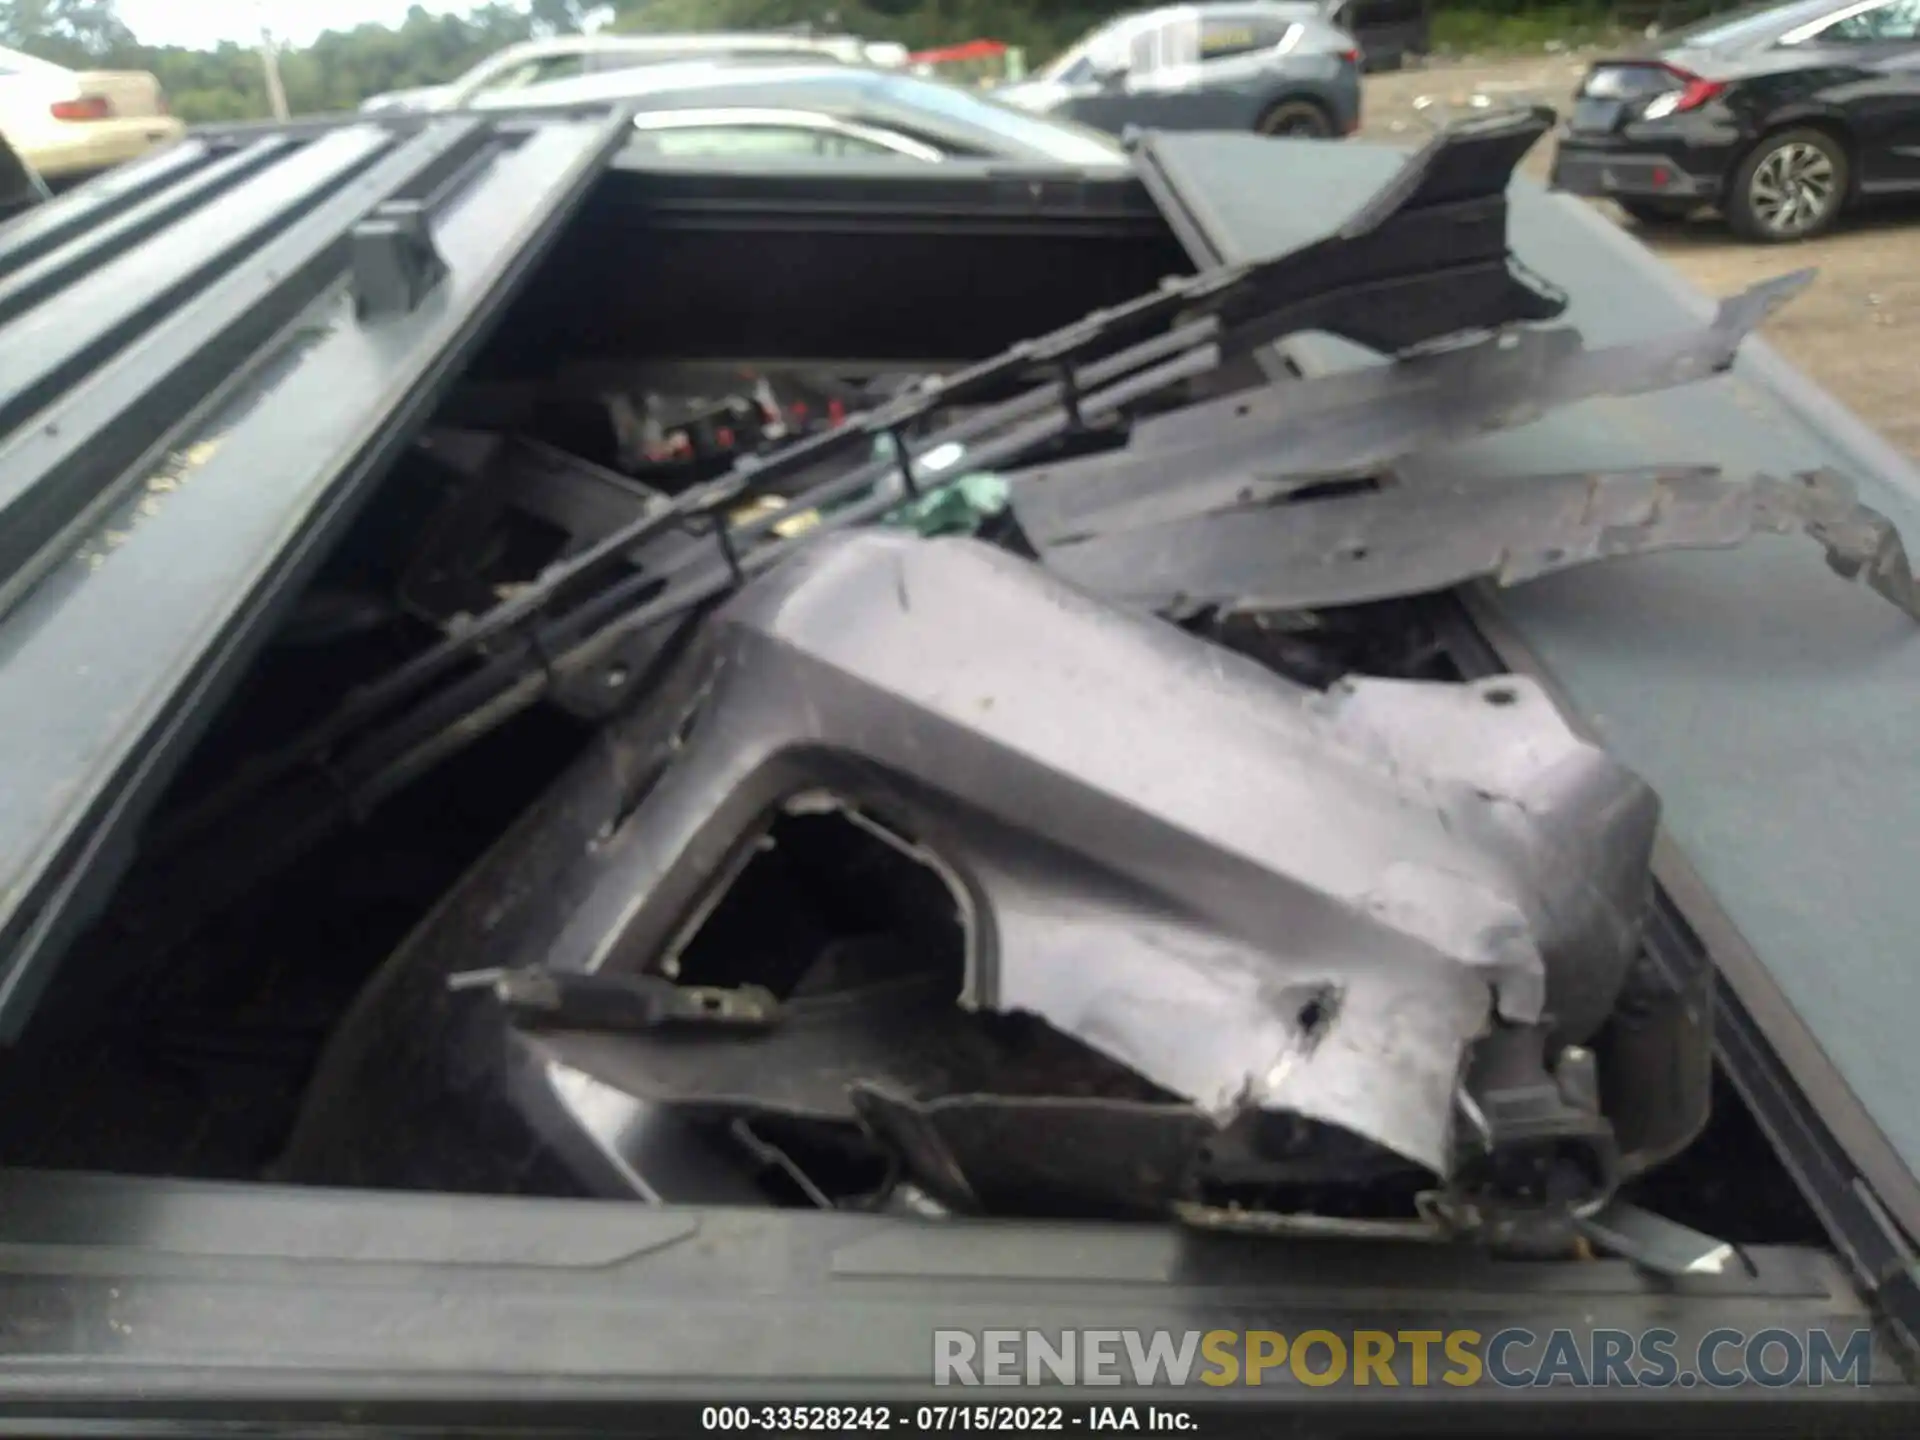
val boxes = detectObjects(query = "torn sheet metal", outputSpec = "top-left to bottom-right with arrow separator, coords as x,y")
1043,466 -> 1920,621
1011,272 -> 1811,547
540,530 -> 1659,1181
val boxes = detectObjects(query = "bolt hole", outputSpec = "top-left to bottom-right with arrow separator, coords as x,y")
1483,685 -> 1519,707
1297,991 -> 1340,1039
1339,543 -> 1369,562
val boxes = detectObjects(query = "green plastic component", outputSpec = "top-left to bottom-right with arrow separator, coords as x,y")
883,473 -> 1011,538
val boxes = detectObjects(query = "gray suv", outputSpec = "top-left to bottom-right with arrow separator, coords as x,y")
996,2 -> 1364,139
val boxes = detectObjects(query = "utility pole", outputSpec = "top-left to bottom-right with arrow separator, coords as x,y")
255,2 -> 290,119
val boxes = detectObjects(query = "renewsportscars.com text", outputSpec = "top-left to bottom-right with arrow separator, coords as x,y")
932,1327 -> 1876,1389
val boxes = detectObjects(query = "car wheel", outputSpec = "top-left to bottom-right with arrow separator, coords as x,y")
1617,198 -> 1695,227
1256,100 -> 1334,139
1727,128 -> 1848,243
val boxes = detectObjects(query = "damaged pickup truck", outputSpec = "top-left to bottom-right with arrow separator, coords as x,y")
2,101 -> 1920,1429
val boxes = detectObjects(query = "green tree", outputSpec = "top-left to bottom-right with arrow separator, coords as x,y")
4,0 -> 1134,125
122,5 -> 545,123
0,0 -> 138,66
530,0 -> 600,34
608,0 -> 1114,60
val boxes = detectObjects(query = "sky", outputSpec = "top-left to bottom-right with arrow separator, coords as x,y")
117,1 -> 469,50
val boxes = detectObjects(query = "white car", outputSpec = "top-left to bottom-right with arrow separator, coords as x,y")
471,60 -> 1133,169
0,44 -> 184,182
359,33 -> 912,114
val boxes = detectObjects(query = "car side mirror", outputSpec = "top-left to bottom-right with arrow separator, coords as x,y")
1090,57 -> 1130,89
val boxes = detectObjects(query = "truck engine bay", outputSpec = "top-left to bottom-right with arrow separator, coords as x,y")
1,103 -> 1913,1311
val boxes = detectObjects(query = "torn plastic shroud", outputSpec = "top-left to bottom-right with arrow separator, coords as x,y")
1041,464 -> 1920,620
514,529 -> 1661,1222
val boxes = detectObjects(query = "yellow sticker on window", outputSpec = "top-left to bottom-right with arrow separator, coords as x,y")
1202,27 -> 1256,51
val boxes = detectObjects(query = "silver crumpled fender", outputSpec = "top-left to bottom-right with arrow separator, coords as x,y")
550,529 -> 1660,1179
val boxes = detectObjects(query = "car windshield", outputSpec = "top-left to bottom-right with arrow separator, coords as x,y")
1039,17 -> 1140,81
1793,0 -> 1920,40
1662,0 -> 1839,46
0,42 -> 71,77
879,72 -> 1126,162
469,56 -> 582,96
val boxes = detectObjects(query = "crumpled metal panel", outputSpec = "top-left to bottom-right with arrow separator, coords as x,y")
554,530 -> 1659,1177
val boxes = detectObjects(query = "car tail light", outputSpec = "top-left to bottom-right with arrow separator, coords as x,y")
1639,66 -> 1725,119
50,96 -> 113,122
1665,67 -> 1726,112
1340,48 -> 1361,64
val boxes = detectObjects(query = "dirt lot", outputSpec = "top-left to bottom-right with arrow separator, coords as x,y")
1359,54 -> 1920,460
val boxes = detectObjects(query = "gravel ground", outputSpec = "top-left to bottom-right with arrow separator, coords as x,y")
1359,53 -> 1920,461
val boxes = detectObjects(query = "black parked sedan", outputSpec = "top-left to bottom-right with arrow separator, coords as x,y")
1550,0 -> 1920,241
